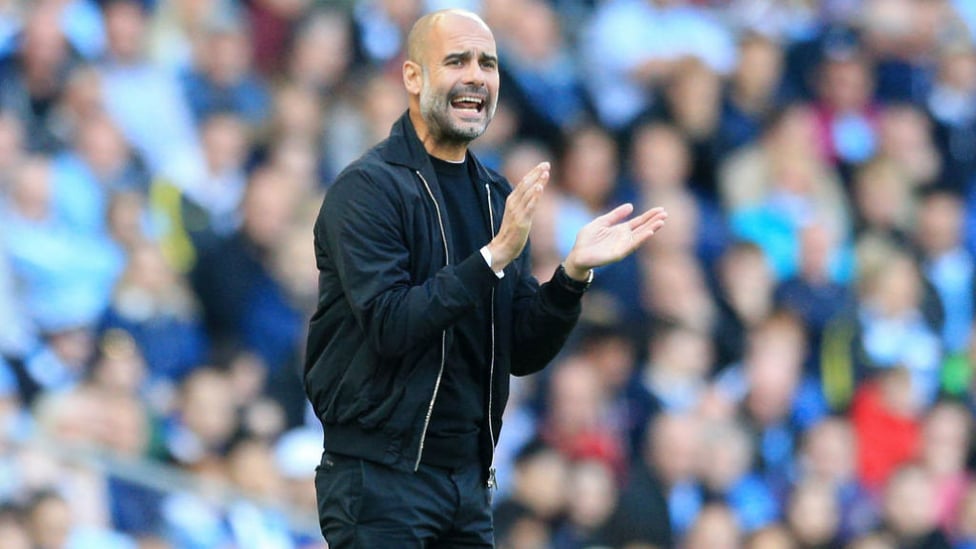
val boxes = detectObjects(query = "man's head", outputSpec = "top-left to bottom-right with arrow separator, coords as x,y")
403,10 -> 499,158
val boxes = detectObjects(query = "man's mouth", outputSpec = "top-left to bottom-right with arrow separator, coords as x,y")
450,95 -> 486,113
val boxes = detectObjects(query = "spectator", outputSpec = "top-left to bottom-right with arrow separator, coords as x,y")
497,0 -> 587,143
786,479 -> 842,548
652,57 -> 727,201
180,12 -> 270,126
684,503 -> 742,549
642,321 -> 714,413
351,0 -> 422,69
153,111 -> 250,270
850,157 -> 915,248
913,189 -> 975,355
719,32 -> 785,152
775,224 -> 856,376
641,248 -> 718,333
25,489 -> 136,549
719,103 -> 850,279
574,322 -> 659,459
552,459 -> 618,548
100,241 -> 207,385
747,525 -> 799,549
49,111 -> 148,236
552,124 -> 645,319
1,158 -> 122,357
716,311 -> 828,497
874,104 -> 940,191
98,0 -> 205,186
811,45 -> 880,171
0,504 -> 31,549
147,0 -> 222,74
244,0 -> 312,76
929,40 -> 976,193
541,356 -> 626,474
956,484 -> 976,548
0,3 -> 79,152
0,108 -> 26,188
582,0 -> 735,129
224,437 -> 293,549
878,464 -> 953,549
0,236 -> 33,360
712,241 -> 776,369
190,165 -> 301,351
600,412 -> 682,547
628,121 -> 730,267
492,439 -> 568,548
853,248 -> 943,404
919,401 -> 972,533
162,367 -> 237,469
851,368 -> 923,491
797,417 -> 876,542
696,418 -> 779,532
284,9 -> 354,97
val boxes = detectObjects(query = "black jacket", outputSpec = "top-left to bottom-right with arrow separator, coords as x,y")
304,112 -> 582,477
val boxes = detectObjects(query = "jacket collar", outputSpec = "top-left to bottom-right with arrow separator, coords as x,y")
378,111 -> 505,190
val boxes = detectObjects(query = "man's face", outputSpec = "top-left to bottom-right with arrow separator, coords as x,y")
417,15 -> 499,145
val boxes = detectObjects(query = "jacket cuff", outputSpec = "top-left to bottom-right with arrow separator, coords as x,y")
456,251 -> 502,300
541,265 -> 586,311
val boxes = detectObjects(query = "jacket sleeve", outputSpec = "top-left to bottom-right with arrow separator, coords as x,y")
509,243 -> 583,376
316,167 -> 500,359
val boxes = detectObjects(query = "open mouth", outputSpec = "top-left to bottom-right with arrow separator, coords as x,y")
450,95 -> 486,113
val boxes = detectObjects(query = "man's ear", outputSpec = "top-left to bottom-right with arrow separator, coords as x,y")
403,60 -> 422,96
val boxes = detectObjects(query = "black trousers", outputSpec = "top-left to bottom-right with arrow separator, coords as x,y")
315,452 -> 494,548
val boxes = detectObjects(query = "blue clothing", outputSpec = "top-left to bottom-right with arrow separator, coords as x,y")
725,474 -> 779,532
99,61 -> 205,184
181,70 -> 271,126
49,151 -> 147,236
922,248 -> 975,353
583,0 -> 735,128
1,208 -> 123,332
60,0 -> 106,60
100,308 -> 208,383
240,270 -> 303,372
500,50 -> 588,130
108,476 -> 166,537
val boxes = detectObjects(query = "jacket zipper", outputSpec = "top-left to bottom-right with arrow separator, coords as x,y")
485,183 -> 498,489
414,170 -> 449,472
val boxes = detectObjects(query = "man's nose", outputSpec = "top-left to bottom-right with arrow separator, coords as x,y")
463,61 -> 486,86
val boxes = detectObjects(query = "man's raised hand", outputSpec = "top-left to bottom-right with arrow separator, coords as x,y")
485,162 -> 550,271
563,204 -> 668,280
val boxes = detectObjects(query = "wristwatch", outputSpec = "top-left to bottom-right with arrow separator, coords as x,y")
555,264 -> 594,294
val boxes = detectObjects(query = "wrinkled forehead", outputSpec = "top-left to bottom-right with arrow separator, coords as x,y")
426,13 -> 496,60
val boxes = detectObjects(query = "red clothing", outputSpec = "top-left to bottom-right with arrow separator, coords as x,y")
850,381 -> 920,490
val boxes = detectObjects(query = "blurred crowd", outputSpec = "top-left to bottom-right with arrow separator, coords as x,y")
0,0 -> 976,548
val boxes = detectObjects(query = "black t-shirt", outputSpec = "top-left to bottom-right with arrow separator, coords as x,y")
422,154 -> 491,468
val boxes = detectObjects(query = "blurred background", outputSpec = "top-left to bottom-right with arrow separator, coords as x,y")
1,0 -> 976,548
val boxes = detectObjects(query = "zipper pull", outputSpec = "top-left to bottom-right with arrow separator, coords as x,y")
487,467 -> 497,490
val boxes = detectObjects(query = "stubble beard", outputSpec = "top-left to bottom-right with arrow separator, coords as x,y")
419,68 -> 495,147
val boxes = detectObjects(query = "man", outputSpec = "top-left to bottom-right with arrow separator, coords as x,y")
305,9 -> 668,547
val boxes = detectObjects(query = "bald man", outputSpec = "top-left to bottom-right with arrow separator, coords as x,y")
305,9 -> 667,547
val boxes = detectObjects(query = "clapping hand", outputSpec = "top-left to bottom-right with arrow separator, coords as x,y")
563,204 -> 668,280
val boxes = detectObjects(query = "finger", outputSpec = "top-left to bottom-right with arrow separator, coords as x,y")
626,207 -> 666,230
631,214 -> 668,243
597,203 -> 634,226
511,171 -> 549,213
518,162 -> 550,188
